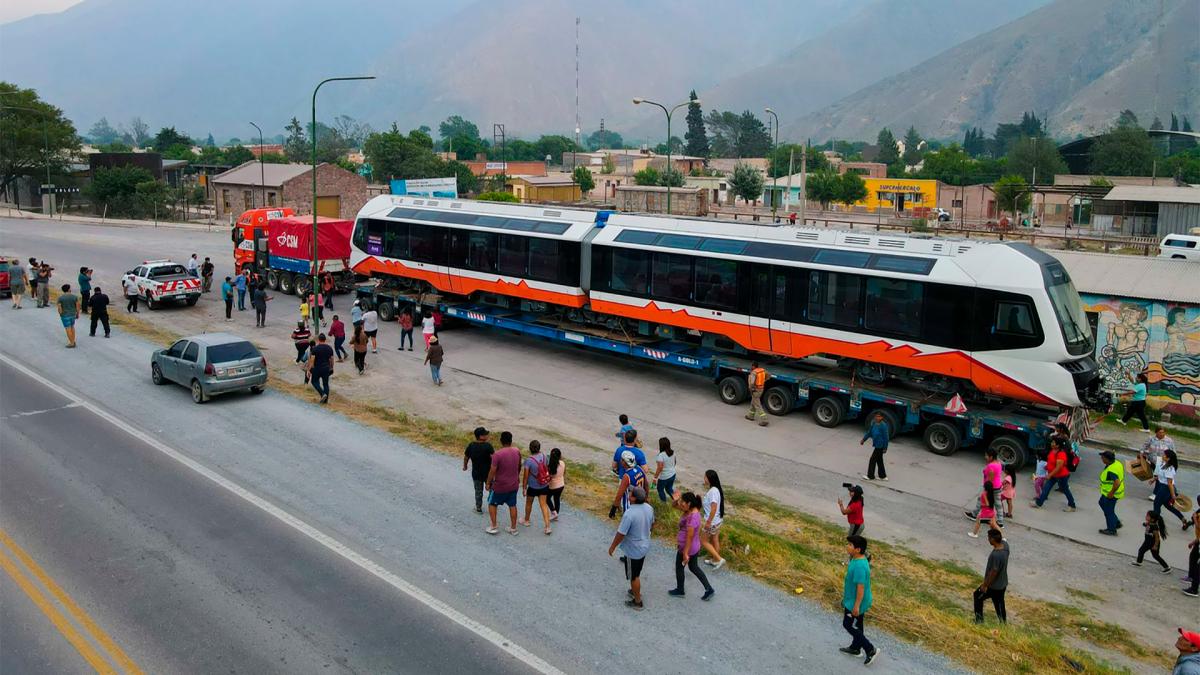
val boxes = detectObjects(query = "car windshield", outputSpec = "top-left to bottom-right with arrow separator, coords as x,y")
206,341 -> 261,364
1047,275 -> 1092,356
150,265 -> 188,277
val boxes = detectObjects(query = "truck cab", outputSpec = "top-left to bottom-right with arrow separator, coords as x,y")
232,207 -> 295,273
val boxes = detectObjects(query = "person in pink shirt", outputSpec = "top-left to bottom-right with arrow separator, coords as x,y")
1000,465 -> 1017,519
983,449 -> 1003,521
669,492 -> 714,600
969,489 -> 998,538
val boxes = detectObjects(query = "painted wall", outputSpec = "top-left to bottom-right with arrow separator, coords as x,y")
1082,292 -> 1200,413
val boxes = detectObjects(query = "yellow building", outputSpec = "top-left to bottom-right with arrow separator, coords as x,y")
508,175 -> 582,203
860,178 -> 938,213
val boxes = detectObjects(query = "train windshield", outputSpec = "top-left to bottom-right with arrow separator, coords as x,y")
1046,271 -> 1092,357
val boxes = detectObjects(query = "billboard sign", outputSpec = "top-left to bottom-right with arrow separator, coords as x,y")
390,177 -> 458,199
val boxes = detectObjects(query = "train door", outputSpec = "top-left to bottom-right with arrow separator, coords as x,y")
446,230 -> 468,294
749,266 -> 774,352
749,266 -> 801,354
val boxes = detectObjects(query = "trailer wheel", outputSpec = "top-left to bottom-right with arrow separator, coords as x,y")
811,396 -> 846,428
863,408 -> 901,440
923,421 -> 961,456
377,299 -> 395,323
295,275 -> 312,297
717,375 -> 748,405
278,272 -> 295,295
266,270 -> 281,291
764,385 -> 795,416
989,435 -> 1028,470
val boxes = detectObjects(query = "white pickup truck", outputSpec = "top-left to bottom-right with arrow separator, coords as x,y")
124,259 -> 202,309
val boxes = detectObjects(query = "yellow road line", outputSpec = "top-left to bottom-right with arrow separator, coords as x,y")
0,543 -> 116,674
0,529 -> 143,675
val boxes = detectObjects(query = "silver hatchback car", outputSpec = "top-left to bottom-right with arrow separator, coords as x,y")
151,333 -> 268,403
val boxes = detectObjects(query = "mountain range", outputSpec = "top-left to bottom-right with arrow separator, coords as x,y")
1,0 -> 1196,145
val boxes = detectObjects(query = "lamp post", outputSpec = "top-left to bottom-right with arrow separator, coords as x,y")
632,96 -> 695,215
311,76 -> 374,337
0,103 -> 52,214
765,107 -> 780,222
249,121 -> 266,208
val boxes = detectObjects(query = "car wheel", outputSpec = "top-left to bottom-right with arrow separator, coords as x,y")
151,363 -> 166,385
250,385 -> 265,395
191,379 -> 206,404
146,292 -> 159,310
185,296 -> 198,306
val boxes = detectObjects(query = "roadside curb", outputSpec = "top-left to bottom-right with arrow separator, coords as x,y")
4,211 -> 221,233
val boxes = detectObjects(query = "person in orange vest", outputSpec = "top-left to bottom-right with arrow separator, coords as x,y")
745,362 -> 769,426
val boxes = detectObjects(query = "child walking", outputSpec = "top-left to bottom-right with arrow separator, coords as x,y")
969,488 -> 998,538
1131,511 -> 1171,573
1031,449 -> 1048,502
1000,465 -> 1017,519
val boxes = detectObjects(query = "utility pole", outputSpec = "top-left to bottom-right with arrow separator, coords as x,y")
574,16 -> 581,173
784,147 -> 795,211
799,142 -> 807,227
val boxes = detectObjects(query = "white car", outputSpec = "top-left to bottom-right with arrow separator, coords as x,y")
1158,234 -> 1200,261
124,259 -> 203,309
932,208 -> 952,222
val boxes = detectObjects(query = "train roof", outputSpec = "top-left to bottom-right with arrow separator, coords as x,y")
356,194 -> 597,240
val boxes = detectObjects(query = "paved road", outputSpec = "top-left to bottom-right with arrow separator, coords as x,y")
0,292 -> 956,673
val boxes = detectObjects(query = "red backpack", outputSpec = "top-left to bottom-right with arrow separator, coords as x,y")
534,454 -> 551,485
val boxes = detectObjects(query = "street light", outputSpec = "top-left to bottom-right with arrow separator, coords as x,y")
0,102 -> 52,214
249,121 -> 266,208
632,96 -> 696,215
311,75 -> 374,337
765,107 -> 780,222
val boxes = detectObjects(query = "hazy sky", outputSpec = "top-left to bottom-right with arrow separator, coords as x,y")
0,0 -> 82,25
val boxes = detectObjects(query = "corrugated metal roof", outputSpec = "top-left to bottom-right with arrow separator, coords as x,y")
211,161 -> 311,186
1102,185 -> 1200,204
1048,250 -> 1200,304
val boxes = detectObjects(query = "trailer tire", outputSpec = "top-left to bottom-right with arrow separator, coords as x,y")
295,275 -> 312,297
811,396 -> 846,428
266,270 -> 282,291
764,385 -> 795,416
863,408 -> 901,440
989,435 -> 1028,470
278,272 -> 295,295
924,421 -> 961,456
717,375 -> 748,405
377,299 -> 395,323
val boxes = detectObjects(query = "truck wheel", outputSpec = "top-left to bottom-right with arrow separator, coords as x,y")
278,272 -> 295,295
863,408 -> 901,440
377,299 -> 396,322
717,375 -> 748,405
185,296 -> 198,306
764,385 -> 795,416
924,421 -> 961,456
145,291 -> 159,310
811,396 -> 846,428
990,435 -> 1028,470
266,270 -> 281,291
295,275 -> 312,297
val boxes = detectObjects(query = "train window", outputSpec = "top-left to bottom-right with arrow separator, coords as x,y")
657,234 -> 703,250
474,215 -> 507,229
528,238 -> 560,282
408,223 -> 441,264
610,248 -> 649,294
504,219 -> 537,232
534,221 -> 571,234
699,238 -> 747,255
557,242 -> 581,287
774,269 -> 807,322
466,231 -> 497,273
353,219 -> 368,250
864,278 -> 922,337
383,220 -> 408,259
364,219 -> 388,256
615,230 -> 660,245
498,235 -> 527,276
808,271 -> 861,328
387,208 -> 419,219
922,283 -> 973,349
813,249 -> 871,268
744,242 -> 816,263
652,253 -> 693,303
694,258 -> 738,309
995,301 -> 1035,336
869,254 -> 935,275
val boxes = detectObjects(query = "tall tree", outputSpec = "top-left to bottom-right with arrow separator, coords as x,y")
438,115 -> 480,142
735,111 -> 771,157
994,175 -> 1030,214
1115,109 -> 1141,130
151,126 -> 191,152
1149,116 -> 1164,131
205,133 -> 216,147
876,128 -> 900,166
805,170 -> 841,209
838,171 -> 868,207
1181,116 -> 1197,150
993,112 -> 1045,157
87,117 -> 120,144
1090,126 -> 1155,176
283,117 -> 308,162
902,126 -> 924,166
572,166 -> 595,194
222,145 -> 255,165
704,110 -> 741,158
728,162 -> 764,205
586,128 -> 623,150
768,144 -> 827,178
333,115 -> 372,148
363,124 -> 446,180
683,90 -> 709,158
127,117 -> 150,146
1006,136 -> 1066,183
0,83 -> 80,198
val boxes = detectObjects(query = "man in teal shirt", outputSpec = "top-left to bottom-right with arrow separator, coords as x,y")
840,535 -> 878,665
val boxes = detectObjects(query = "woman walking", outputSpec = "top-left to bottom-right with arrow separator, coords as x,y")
1121,373 -> 1151,431
521,440 -> 553,535
1185,503 -> 1199,597
669,491 -> 715,600
1131,511 -> 1171,573
838,484 -> 865,537
9,258 -> 27,308
421,309 -> 436,349
1149,449 -> 1191,530
398,308 -> 414,351
423,335 -> 444,385
653,437 -> 677,502
547,448 -> 566,522
350,323 -> 369,374
982,448 -> 1003,521
700,470 -> 726,570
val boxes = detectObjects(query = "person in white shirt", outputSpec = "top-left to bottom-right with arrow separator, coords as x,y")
653,437 -> 677,502
362,307 -> 380,353
186,253 -> 199,277
421,310 -> 436,349
700,469 -> 726,569
1150,450 -> 1191,530
122,273 -> 140,313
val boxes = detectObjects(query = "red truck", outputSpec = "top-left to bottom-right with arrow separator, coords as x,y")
243,215 -> 357,296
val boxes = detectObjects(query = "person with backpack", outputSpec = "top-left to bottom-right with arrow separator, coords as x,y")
610,451 -> 647,518
521,440 -> 553,535
1031,436 -> 1077,511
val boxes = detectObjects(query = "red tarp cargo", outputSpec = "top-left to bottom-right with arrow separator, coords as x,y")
267,216 -> 354,261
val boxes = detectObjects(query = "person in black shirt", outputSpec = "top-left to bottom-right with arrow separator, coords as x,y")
88,286 -> 111,337
201,257 -> 215,293
306,333 -> 335,404
463,427 -> 495,513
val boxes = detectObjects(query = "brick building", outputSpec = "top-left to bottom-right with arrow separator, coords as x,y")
210,161 -> 369,220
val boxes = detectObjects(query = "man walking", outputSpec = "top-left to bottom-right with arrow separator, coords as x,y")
423,335 -> 444,385
861,412 -> 890,482
251,284 -> 270,327
88,286 -> 111,338
123,271 -> 140,313
201,257 -> 214,293
187,253 -> 199,277
1098,450 -> 1125,535
56,283 -> 79,348
608,486 -> 654,611
973,528 -> 1009,624
745,362 -> 768,426
486,432 -> 522,535
235,271 -> 248,311
221,276 -> 234,321
306,333 -> 335,404
839,535 -> 879,665
463,427 -> 494,513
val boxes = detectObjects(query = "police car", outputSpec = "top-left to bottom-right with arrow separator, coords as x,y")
124,259 -> 202,309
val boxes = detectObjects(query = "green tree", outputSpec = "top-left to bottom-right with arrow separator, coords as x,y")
446,160 -> 479,195
478,190 -> 519,203
683,90 -> 709,158
838,171 -> 867,206
332,114 -> 372,148
1149,116 -> 1164,131
728,162 -> 764,205
283,117 -> 308,162
902,126 -> 924,166
705,110 -> 741,158
600,154 -> 616,174
260,152 -> 289,164
572,166 -> 595,194
534,135 -> 577,162
0,83 -> 81,199
1162,148 -> 1200,183
84,165 -> 156,216
768,144 -> 828,178
735,111 -> 771,157
363,124 -> 446,180
876,128 -> 900,166
1115,109 -> 1140,130
151,126 -> 191,151
653,136 -> 683,155
87,117 -> 120,144
204,133 -> 216,146
963,127 -> 987,157
1090,126 -> 1155,176
1006,136 -> 1066,183
633,166 -> 661,186
586,128 -> 623,150
97,141 -> 133,153
994,175 -> 1030,214
161,144 -> 195,160
993,112 -> 1044,156
805,170 -> 841,208
222,145 -> 255,165
917,144 -> 981,185
659,166 -> 685,187
127,117 -> 150,146
438,115 -> 480,143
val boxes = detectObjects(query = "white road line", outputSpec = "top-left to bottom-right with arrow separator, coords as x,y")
0,354 -> 563,675
3,402 -> 84,419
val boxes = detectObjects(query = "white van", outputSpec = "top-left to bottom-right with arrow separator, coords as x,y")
1158,233 -> 1200,261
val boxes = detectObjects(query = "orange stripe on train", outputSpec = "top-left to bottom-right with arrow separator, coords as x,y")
354,257 -> 587,308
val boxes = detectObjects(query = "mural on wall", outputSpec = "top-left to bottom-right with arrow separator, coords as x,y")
1084,295 -> 1200,412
